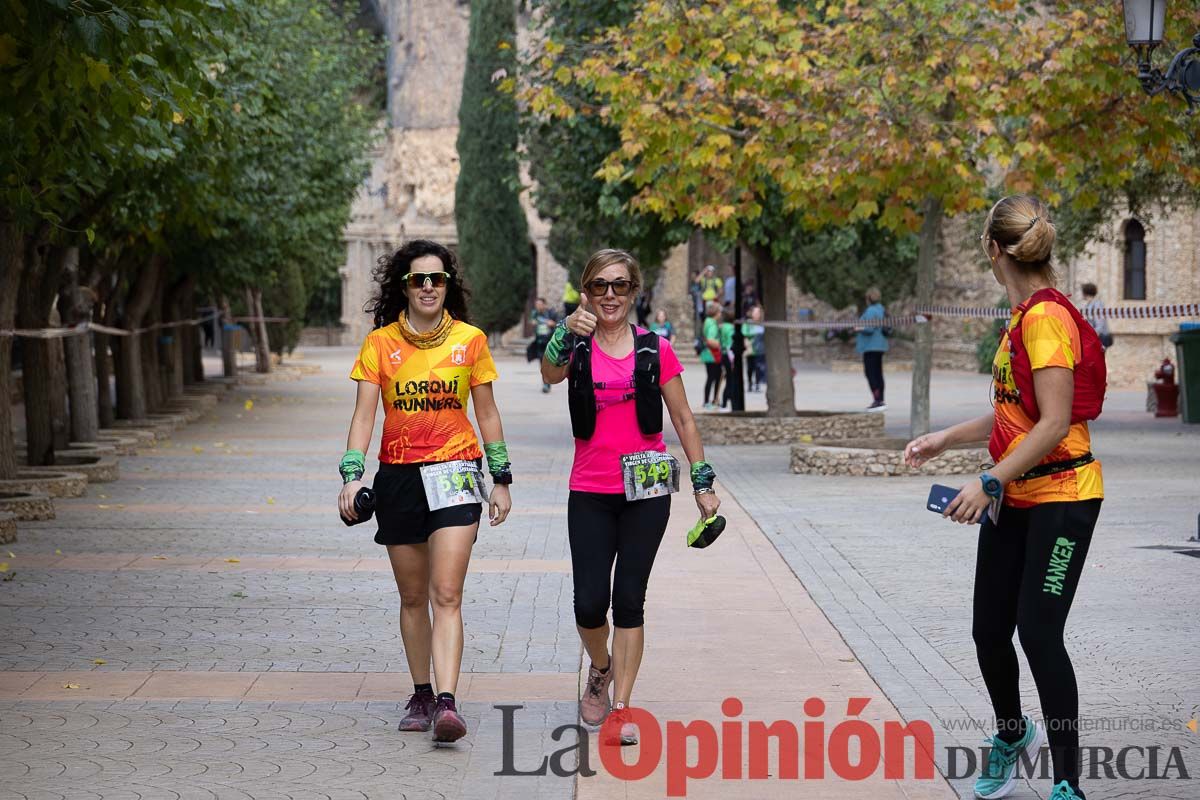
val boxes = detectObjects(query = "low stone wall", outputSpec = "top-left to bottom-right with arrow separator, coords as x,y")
791,437 -> 989,477
0,491 -> 54,521
0,512 -> 15,544
695,410 -> 885,445
20,455 -> 119,483
1,470 -> 88,498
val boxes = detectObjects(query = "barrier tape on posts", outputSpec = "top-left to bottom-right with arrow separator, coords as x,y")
0,312 -> 288,339
749,301 -> 1199,332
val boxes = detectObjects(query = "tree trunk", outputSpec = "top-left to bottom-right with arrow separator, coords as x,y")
254,288 -> 272,370
116,255 -> 163,421
59,247 -> 100,443
220,295 -> 237,378
164,274 -> 193,397
750,245 -> 796,418
47,310 -> 70,450
910,197 -> 944,439
94,270 -> 118,428
0,218 -> 27,480
181,290 -> 201,385
18,239 -> 67,466
247,287 -> 271,373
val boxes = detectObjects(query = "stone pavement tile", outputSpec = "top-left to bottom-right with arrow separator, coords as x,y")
133,671 -> 259,700
572,479 -> 957,800
23,671 -> 150,699
0,671 -> 41,698
246,672 -> 366,700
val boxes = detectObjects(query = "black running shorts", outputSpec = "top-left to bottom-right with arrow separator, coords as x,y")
371,461 -> 483,546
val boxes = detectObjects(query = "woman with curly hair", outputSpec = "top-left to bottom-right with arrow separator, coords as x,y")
337,240 -> 513,744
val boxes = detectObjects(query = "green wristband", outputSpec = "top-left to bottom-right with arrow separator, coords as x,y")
543,321 -> 574,366
339,449 -> 365,484
690,460 -> 716,491
484,441 -> 510,476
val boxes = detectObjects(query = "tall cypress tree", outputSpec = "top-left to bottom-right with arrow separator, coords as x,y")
455,0 -> 531,333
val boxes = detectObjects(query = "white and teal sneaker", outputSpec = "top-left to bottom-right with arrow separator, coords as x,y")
1048,781 -> 1084,800
973,716 -> 1045,799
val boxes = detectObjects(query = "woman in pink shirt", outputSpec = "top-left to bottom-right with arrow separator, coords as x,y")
541,249 -> 722,745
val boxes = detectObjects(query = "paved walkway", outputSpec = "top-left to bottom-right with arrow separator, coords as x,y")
2,349 -> 1193,799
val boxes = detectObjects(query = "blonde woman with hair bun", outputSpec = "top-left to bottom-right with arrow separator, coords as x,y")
904,195 -> 1106,800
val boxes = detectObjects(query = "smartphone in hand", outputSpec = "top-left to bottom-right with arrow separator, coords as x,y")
927,484 -> 959,515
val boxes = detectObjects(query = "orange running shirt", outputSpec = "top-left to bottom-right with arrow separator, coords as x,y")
350,320 -> 498,464
990,300 -> 1103,508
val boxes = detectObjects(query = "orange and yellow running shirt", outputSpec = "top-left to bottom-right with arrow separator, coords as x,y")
350,320 -> 498,464
990,300 -> 1103,508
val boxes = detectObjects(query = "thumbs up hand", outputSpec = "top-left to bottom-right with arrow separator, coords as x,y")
567,291 -> 597,337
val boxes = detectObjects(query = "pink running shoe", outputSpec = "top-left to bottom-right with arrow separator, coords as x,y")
398,690 -> 435,732
431,695 -> 468,743
579,663 -> 613,726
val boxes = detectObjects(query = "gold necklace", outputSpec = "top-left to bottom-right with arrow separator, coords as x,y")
398,310 -> 454,349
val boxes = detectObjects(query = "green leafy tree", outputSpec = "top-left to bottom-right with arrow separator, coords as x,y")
456,0 -> 531,333
528,0 -> 1199,430
522,0 -> 689,285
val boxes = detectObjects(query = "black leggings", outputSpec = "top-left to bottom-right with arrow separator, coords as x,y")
863,351 -> 884,401
972,499 -> 1101,787
704,362 -> 722,404
568,491 -> 671,629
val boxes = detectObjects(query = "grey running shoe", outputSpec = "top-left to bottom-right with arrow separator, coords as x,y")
579,663 -> 613,726
398,690 -> 435,732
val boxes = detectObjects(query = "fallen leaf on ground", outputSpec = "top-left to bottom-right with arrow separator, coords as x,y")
193,446 -> 204,454
63,684 -> 81,690
92,659 -> 106,665
232,591 -> 247,599
6,551 -> 13,558
266,497 -> 275,505
152,556 -> 167,560
0,563 -> 8,573
224,557 -> 241,563
97,505 -> 110,509
244,400 -> 254,411
55,549 -> 62,555
98,494 -> 107,499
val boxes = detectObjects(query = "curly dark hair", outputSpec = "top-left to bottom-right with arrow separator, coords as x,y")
364,240 -> 472,330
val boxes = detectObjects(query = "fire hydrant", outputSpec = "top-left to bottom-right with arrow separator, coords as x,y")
1154,358 -> 1180,418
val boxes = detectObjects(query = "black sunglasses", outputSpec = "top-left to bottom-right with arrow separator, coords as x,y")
585,278 -> 636,297
402,271 -> 450,289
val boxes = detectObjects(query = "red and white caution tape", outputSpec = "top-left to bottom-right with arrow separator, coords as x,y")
749,301 -> 1198,331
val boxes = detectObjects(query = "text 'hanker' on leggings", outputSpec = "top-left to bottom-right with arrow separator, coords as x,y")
972,498 -> 1101,788
568,491 -> 671,629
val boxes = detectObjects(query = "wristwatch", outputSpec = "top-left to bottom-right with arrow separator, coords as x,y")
979,472 -> 1003,499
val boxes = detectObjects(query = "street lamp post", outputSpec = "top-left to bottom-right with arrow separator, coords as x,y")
1122,0 -> 1200,112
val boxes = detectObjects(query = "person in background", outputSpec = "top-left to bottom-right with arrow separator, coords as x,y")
563,279 -> 581,318
650,308 -> 675,344
856,286 -> 889,411
635,288 -> 653,328
743,304 -> 766,393
699,265 -> 723,306
723,274 -> 736,310
718,308 -> 736,409
689,271 -> 704,332
530,297 -> 558,393
699,301 -> 723,410
1079,283 -> 1113,350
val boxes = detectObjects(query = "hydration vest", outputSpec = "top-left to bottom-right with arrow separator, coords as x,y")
1008,288 -> 1107,424
568,325 -> 663,440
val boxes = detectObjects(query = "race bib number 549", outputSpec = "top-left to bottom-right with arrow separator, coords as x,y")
420,460 -> 488,511
621,451 -> 680,502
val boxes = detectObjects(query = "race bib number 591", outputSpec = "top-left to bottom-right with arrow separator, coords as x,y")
420,460 -> 488,511
621,451 -> 680,502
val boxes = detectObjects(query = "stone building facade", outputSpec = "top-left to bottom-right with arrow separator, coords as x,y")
339,0 -> 566,347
